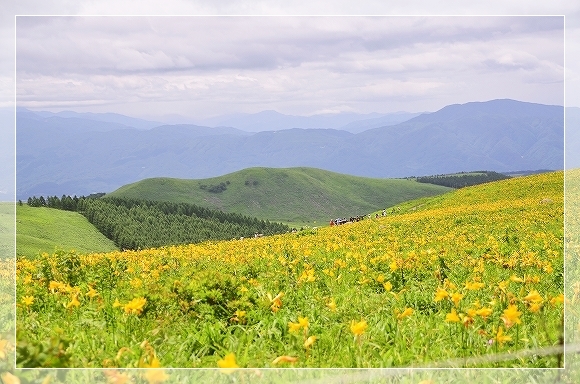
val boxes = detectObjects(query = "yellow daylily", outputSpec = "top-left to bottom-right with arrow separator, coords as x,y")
303,335 -> 317,348
501,304 -> 522,328
445,308 -> 460,323
397,307 -> 413,320
350,319 -> 368,336
217,352 -> 239,373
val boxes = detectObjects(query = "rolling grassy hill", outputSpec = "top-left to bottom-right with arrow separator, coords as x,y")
16,204 -> 117,258
108,167 -> 452,225
15,171 -> 565,368
0,203 -> 14,259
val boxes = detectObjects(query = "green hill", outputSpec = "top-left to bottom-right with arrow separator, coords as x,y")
0,203 -> 15,259
108,167 -> 452,225
16,204 -> 118,258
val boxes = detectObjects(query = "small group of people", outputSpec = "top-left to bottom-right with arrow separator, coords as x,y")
330,207 -> 403,225
329,215 -> 365,226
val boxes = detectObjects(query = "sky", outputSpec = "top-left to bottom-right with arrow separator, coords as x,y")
14,15 -> 566,121
1,0 -> 579,201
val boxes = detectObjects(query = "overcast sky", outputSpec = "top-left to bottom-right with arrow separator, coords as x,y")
15,15 -> 565,120
1,0 -> 579,201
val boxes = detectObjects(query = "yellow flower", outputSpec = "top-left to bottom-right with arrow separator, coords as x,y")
376,274 -> 385,283
523,290 -> 544,303
303,335 -> 317,348
288,321 -> 302,333
235,310 -> 246,318
113,298 -> 122,308
434,287 -> 449,302
445,308 -> 460,323
272,355 -> 298,365
495,326 -> 512,345
451,292 -> 464,307
124,297 -> 147,315
465,281 -> 485,290
269,292 -> 283,312
397,307 -> 413,320
498,280 -> 510,292
550,294 -> 565,306
475,307 -> 493,319
501,304 -> 522,328
49,281 -> 65,293
217,352 -> 239,373
326,298 -> 337,312
383,282 -> 393,292
350,319 -> 368,336
510,275 -> 524,283
389,261 -> 398,271
66,294 -> 81,309
86,287 -> 99,299
528,302 -> 542,313
21,296 -> 34,306
298,317 -> 309,330
443,279 -> 457,291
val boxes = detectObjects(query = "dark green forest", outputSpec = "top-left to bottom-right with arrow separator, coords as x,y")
25,195 -> 289,250
415,171 -> 511,189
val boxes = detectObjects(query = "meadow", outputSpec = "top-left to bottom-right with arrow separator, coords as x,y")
14,171 -> 564,369
16,204 -> 118,257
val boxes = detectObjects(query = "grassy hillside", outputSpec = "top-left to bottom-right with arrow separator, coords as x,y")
0,202 -> 14,259
108,167 -> 451,225
16,205 -> 117,258
16,171 -> 564,369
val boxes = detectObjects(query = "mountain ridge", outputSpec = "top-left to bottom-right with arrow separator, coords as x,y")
16,99 -> 564,199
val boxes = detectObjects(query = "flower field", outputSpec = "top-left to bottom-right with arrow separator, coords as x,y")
15,171 -> 564,369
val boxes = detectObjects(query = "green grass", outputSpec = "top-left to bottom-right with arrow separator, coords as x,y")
108,167 -> 451,225
15,171 -> 564,368
16,205 -> 117,258
0,202 -> 15,259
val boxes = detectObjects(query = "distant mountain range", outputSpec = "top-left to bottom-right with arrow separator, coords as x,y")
189,110 -> 424,133
16,99 -> 564,200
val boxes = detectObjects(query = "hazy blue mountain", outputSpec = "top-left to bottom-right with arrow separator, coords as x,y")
193,110 -> 387,132
18,108 -> 164,130
16,99 -> 563,199
337,112 -> 425,133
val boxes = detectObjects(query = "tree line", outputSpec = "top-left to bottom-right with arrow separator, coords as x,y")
25,194 -> 290,250
415,171 -> 511,189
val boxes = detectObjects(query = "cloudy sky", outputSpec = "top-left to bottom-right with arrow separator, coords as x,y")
1,1 -> 579,201
15,15 -> 565,120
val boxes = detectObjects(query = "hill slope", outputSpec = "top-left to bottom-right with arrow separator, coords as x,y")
0,203 -> 14,259
108,167 -> 451,224
15,171 -> 564,368
16,205 -> 118,257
